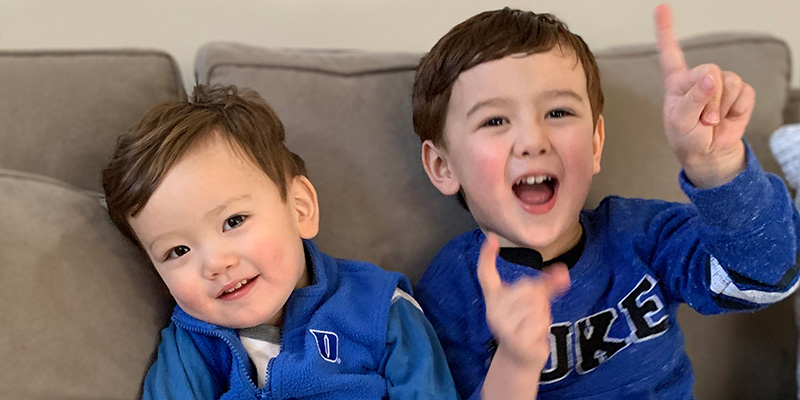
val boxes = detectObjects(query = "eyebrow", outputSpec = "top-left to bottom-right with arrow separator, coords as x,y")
146,194 -> 252,254
540,89 -> 584,103
204,194 -> 252,220
465,89 -> 584,119
466,97 -> 513,119
147,233 -> 171,257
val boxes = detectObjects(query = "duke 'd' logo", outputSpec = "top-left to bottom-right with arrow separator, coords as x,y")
309,329 -> 340,363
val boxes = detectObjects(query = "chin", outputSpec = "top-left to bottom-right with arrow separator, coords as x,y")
523,237 -> 559,251
497,231 -> 554,249
514,226 -> 568,251
227,316 -> 271,329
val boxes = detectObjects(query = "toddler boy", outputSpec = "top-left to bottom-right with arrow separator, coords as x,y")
412,5 -> 800,399
101,85 -> 460,399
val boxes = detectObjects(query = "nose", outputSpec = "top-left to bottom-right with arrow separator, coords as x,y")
202,244 -> 238,280
513,119 -> 551,158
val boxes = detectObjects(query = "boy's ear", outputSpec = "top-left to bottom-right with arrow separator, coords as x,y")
421,140 -> 461,196
592,115 -> 605,175
290,176 -> 319,239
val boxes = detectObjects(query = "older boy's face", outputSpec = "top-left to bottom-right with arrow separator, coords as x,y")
426,49 -> 604,259
129,134 -> 319,328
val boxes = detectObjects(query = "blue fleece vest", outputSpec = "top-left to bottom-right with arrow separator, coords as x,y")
162,240 -> 411,400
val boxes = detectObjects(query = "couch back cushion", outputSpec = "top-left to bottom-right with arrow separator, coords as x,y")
196,33 -> 791,282
0,170 -> 172,399
0,50 -> 185,191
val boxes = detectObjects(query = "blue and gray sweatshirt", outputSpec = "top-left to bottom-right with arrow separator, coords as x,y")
416,144 -> 800,400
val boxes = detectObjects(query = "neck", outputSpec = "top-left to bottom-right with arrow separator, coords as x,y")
494,220 -> 583,261
540,222 -> 583,261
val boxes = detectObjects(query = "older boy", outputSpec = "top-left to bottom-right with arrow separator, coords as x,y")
101,85 -> 461,399
413,5 -> 800,400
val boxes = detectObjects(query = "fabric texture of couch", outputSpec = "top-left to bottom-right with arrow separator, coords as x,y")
1,33 -> 798,399
0,50 -> 181,399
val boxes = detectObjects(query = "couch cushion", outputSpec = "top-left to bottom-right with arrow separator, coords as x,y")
0,170 -> 172,399
0,50 -> 185,192
197,45 -> 477,283
787,89 -> 800,125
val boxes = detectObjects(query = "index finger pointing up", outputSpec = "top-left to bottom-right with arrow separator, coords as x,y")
655,3 -> 687,79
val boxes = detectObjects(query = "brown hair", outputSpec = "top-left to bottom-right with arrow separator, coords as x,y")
412,7 -> 604,148
102,84 -> 306,245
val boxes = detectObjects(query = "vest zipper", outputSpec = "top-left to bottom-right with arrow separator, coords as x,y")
262,335 -> 285,399
173,320 -> 266,397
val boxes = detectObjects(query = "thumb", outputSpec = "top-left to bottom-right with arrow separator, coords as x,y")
540,263 -> 571,300
477,233 -> 503,299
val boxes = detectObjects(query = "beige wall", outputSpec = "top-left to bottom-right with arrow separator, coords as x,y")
2,0 -> 798,90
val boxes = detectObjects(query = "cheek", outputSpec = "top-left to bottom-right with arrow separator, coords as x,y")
557,136 -> 596,173
457,142 -> 508,189
247,235 -> 304,280
162,275 -> 204,308
249,239 -> 286,269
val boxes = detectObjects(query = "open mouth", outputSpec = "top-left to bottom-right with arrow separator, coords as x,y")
217,277 -> 257,299
512,174 -> 558,207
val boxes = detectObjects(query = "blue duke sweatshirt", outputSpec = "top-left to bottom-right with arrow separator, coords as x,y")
416,144 -> 800,399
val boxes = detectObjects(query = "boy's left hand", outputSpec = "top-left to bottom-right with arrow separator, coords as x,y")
655,4 -> 754,189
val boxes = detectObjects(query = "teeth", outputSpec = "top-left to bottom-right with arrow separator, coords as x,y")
518,175 -> 551,185
224,279 -> 248,294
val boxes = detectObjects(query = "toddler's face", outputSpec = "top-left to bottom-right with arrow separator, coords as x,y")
130,134 -> 318,328
426,49 -> 604,259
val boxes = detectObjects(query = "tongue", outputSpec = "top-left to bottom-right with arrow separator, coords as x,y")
514,183 -> 554,205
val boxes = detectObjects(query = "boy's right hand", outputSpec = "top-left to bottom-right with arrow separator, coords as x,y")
477,233 -> 571,370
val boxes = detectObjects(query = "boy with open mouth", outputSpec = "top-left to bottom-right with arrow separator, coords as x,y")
412,5 -> 800,399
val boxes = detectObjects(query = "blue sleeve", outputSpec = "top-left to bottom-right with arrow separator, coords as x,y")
415,251 -> 491,400
142,323 -> 220,400
653,141 -> 800,313
380,293 -> 461,400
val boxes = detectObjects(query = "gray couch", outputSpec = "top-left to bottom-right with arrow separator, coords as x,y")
1,33 -> 798,399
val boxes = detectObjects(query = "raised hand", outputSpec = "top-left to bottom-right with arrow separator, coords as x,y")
477,233 -> 570,369
655,3 -> 754,189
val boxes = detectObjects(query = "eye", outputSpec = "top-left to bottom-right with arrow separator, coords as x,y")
165,245 -> 190,261
547,109 -> 573,119
223,214 -> 247,232
480,116 -> 508,128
